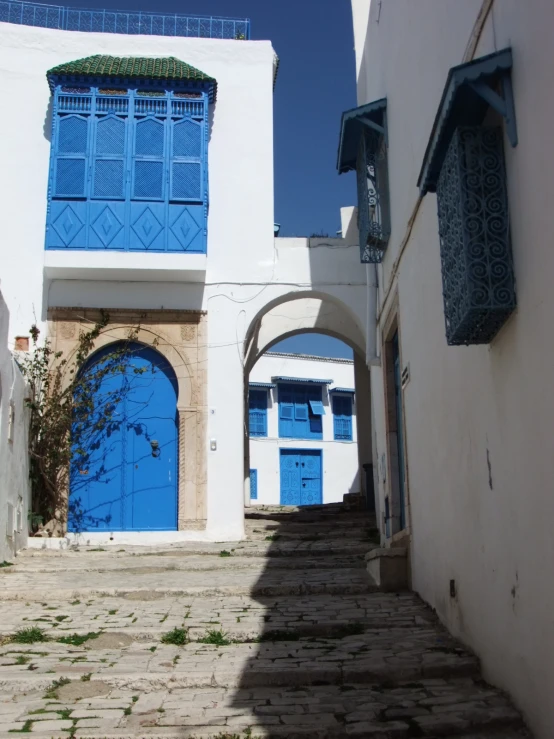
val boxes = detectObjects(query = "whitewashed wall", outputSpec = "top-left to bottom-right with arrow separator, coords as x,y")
249,352 -> 359,506
353,1 -> 554,736
0,23 -> 370,545
0,290 -> 30,562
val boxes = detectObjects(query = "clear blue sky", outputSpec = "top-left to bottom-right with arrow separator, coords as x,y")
45,0 -> 358,357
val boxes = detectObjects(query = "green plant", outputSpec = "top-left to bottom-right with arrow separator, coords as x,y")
264,534 -> 280,541
87,548 -> 105,552
44,676 -> 70,700
197,629 -> 232,646
11,628 -> 49,644
19,316 -> 149,530
160,628 -> 188,646
124,706 -> 132,716
219,550 -> 232,557
15,655 -> 30,665
80,673 -> 92,681
0,561 -> 13,568
8,719 -> 33,733
57,632 -> 99,647
54,615 -> 68,622
70,600 -> 80,606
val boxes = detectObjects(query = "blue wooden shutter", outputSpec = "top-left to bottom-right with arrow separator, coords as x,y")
170,118 -> 203,201
92,115 -> 127,200
250,469 -> 258,500
249,390 -> 267,437
279,386 -> 295,438
333,395 -> 353,440
54,114 -> 89,198
132,117 -> 165,200
307,387 -> 323,437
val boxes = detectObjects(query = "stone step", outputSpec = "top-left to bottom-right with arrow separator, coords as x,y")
0,591 -> 435,639
0,571 -> 378,602
0,679 -> 528,738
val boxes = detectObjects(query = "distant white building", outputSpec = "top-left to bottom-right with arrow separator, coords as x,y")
248,352 -> 359,506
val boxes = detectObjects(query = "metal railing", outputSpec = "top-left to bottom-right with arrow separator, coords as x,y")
0,0 -> 251,38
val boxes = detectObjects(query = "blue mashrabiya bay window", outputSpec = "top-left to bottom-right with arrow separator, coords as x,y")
45,55 -> 216,253
278,383 -> 326,440
249,389 -> 268,437
332,394 -> 353,441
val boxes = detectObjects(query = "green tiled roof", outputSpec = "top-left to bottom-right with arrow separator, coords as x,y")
47,55 -> 217,99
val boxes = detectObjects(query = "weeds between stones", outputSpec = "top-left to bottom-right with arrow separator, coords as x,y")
11,628 -> 49,644
57,632 -> 100,647
160,628 -> 189,646
219,550 -> 232,557
43,676 -> 71,700
197,629 -> 232,646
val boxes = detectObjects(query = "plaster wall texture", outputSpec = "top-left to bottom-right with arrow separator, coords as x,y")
0,290 -> 30,562
249,352 -> 359,506
0,25 -> 370,545
352,0 -> 554,735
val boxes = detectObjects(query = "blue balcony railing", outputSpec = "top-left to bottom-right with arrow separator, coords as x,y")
0,0 -> 251,38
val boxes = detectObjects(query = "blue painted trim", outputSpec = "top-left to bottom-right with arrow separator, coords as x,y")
278,383 -> 323,440
272,376 -> 332,385
330,387 -> 355,394
337,98 -> 387,174
417,47 -> 516,194
308,400 -> 325,416
249,382 -> 276,389
333,394 -> 353,441
249,469 -> 258,500
1,2 -> 251,40
45,83 -> 209,253
249,389 -> 268,437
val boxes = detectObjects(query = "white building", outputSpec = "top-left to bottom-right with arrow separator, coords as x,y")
0,9 -> 373,549
343,1 -> 554,736
0,289 -> 30,562
248,352 -> 359,506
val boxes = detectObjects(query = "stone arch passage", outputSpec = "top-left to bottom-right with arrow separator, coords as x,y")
243,293 -> 374,511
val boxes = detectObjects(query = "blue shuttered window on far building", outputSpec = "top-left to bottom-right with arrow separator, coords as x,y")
333,395 -> 353,440
45,56 -> 216,253
278,384 -> 324,440
249,390 -> 268,437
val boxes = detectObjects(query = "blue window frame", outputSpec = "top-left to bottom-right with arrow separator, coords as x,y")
249,469 -> 258,500
46,86 -> 209,253
333,394 -> 353,441
278,384 -> 323,440
249,390 -> 268,437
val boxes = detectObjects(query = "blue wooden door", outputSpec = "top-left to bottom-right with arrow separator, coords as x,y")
392,332 -> 407,530
280,450 -> 322,506
69,342 -> 178,532
280,450 -> 301,505
300,451 -> 322,505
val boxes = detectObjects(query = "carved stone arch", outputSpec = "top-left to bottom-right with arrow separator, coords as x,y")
47,307 -> 208,532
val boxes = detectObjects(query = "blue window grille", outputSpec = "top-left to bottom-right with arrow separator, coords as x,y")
249,390 -> 267,437
333,395 -> 353,441
0,2 -> 250,39
46,85 -> 209,253
249,469 -> 258,500
278,384 -> 323,440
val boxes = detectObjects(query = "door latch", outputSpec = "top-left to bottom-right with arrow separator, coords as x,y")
150,440 -> 160,458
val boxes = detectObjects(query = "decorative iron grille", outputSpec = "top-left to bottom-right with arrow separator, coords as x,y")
356,128 -> 390,263
437,126 -> 516,345
0,1 -> 250,39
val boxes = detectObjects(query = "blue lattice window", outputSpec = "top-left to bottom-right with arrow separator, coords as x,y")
249,390 -> 268,438
46,85 -> 209,253
278,384 -> 323,440
418,49 -> 518,345
249,469 -> 258,501
337,100 -> 390,263
332,395 -> 353,441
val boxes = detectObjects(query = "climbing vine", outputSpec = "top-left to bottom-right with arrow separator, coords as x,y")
19,313 -> 148,534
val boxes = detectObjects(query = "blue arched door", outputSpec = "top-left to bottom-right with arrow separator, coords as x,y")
68,342 -> 178,532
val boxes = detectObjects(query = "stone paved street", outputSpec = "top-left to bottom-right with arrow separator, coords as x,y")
0,504 -> 531,737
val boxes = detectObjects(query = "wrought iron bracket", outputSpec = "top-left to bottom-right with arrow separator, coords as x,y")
469,75 -> 517,146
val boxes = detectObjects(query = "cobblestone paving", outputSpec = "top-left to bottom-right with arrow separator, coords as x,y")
0,504 -> 531,737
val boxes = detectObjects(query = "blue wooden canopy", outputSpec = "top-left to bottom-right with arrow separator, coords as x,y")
417,47 -> 516,195
337,98 -> 387,174
272,376 -> 332,385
